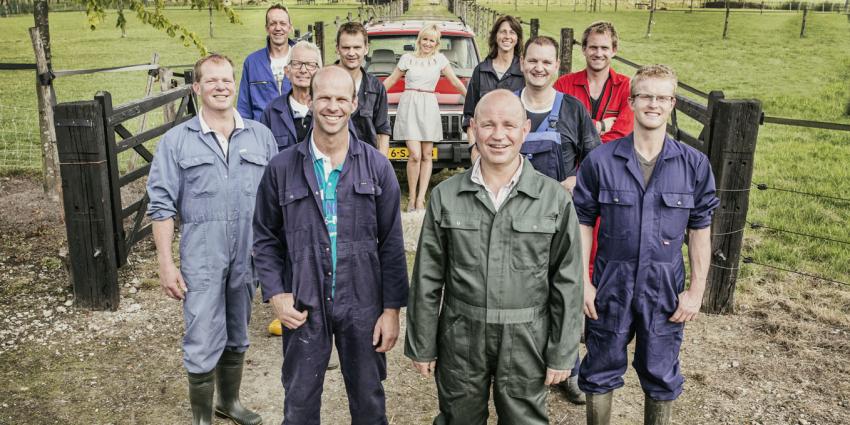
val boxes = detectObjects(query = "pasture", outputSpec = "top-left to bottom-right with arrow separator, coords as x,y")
0,1 -> 848,423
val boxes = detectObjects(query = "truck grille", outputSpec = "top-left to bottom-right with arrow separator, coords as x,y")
389,114 -> 464,141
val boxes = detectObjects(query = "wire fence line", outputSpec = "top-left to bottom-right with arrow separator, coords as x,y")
0,102 -> 40,172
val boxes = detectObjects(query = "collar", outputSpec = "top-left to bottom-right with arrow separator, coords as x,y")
572,67 -> 623,87
480,56 -> 523,77
460,157 -> 541,198
470,157 -> 523,189
265,37 -> 295,59
309,132 -> 331,164
197,108 -> 244,134
613,133 -> 683,162
297,128 -> 365,159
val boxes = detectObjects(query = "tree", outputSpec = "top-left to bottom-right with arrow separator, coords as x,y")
79,0 -> 241,56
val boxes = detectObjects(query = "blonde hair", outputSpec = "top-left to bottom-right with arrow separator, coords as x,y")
630,64 -> 678,96
414,24 -> 441,58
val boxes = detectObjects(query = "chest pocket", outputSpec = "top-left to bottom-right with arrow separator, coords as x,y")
238,151 -> 269,195
353,180 -> 382,228
179,155 -> 218,198
598,189 -> 638,240
440,213 -> 481,268
357,92 -> 376,118
659,192 -> 694,240
511,216 -> 557,270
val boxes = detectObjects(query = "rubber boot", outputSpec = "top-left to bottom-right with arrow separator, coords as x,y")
586,392 -> 613,425
560,375 -> 586,405
214,350 -> 263,425
187,370 -> 215,425
644,396 -> 673,425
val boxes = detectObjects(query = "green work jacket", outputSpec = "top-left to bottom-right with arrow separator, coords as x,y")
405,158 -> 584,370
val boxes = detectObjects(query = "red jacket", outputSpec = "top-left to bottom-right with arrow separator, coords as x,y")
554,68 -> 633,143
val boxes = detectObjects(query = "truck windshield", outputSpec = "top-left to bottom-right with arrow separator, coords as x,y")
367,35 -> 478,78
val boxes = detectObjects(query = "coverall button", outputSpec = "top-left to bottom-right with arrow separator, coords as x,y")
289,195 -> 294,199
325,247 -> 330,252
456,221 -> 461,225
613,197 -> 619,203
326,297 -> 331,301
327,271 -> 332,276
677,200 -> 682,206
533,225 -> 538,230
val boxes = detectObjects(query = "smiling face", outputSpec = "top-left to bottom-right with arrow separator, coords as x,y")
582,31 -> 616,73
521,42 -> 559,89
265,8 -> 291,48
495,21 -> 518,54
193,59 -> 236,113
336,32 -> 368,71
472,90 -> 531,168
416,27 -> 440,56
629,77 -> 677,131
310,67 -> 358,137
286,45 -> 321,90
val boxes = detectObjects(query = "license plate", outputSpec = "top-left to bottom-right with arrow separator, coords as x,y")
388,147 -> 438,160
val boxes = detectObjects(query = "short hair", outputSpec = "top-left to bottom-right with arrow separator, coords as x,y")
414,24 -> 441,57
522,36 -> 559,59
310,67 -> 357,100
265,4 -> 290,26
193,53 -> 234,82
336,21 -> 369,46
487,15 -> 523,59
581,21 -> 619,50
630,64 -> 678,96
288,40 -> 324,68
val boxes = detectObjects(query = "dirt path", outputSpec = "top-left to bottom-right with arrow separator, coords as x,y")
1,176 -> 848,424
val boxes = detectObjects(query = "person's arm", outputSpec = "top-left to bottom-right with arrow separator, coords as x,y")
462,67 -> 481,133
372,158 -> 408,352
572,155 -> 601,320
544,191 -> 584,384
382,67 -> 405,91
259,101 -> 273,129
237,60 -> 253,120
442,64 -> 467,97
600,82 -> 635,142
374,84 -> 392,157
404,188 -> 447,377
152,218 -> 186,300
146,130 -> 184,299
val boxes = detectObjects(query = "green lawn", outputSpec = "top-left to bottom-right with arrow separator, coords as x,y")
0,3 -> 847,285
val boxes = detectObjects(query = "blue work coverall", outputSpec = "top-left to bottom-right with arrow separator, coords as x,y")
252,133 -> 408,424
258,91 -> 308,151
350,68 -> 391,149
146,116 -> 278,374
237,38 -> 296,121
572,134 -> 719,400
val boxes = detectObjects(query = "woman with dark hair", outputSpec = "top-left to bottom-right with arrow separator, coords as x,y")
462,15 -> 525,158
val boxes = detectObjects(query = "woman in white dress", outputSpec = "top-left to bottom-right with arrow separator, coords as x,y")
383,24 -> 468,211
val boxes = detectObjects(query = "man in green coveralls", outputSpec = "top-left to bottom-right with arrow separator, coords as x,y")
405,89 -> 585,424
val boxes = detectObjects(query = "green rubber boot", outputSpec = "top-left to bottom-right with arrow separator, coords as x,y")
586,392 -> 613,425
644,396 -> 673,425
560,375 -> 586,405
187,370 -> 215,425
214,350 -> 263,425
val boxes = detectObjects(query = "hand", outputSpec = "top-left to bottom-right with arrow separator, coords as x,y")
373,309 -> 400,353
601,117 -> 616,134
545,368 -> 571,385
270,293 -> 308,329
669,289 -> 703,323
583,282 -> 598,320
560,176 -> 577,194
412,360 -> 436,378
158,261 -> 187,300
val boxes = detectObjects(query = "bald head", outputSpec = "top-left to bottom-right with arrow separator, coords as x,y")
310,66 -> 356,100
471,89 -> 530,168
474,89 -> 527,122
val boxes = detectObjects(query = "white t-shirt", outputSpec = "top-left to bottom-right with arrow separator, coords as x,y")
289,95 -> 309,119
270,50 -> 291,92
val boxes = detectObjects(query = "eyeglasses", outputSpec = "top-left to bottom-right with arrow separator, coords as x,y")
289,61 -> 320,72
632,93 -> 675,105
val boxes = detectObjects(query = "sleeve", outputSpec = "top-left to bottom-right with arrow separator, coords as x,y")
146,131 -> 180,221
561,98 -> 600,178
375,158 -> 409,308
259,102 -> 273,129
397,54 -> 411,71
602,81 -> 634,142
578,103 -> 602,164
545,192 -> 584,370
252,162 -> 289,301
437,53 -> 449,69
573,153 -> 601,226
553,74 -> 569,94
688,155 -> 720,229
462,66 -> 482,131
237,59 -> 253,120
404,188 -> 447,363
374,82 -> 392,136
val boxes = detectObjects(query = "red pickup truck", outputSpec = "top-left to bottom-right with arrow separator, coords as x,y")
365,19 -> 479,170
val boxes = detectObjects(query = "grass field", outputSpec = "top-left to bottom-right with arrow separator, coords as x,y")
0,3 -> 848,285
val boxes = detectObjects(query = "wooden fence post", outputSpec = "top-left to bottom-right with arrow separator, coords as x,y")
800,5 -> 808,38
702,99 -> 762,314
646,0 -> 656,38
315,21 -> 325,65
530,18 -> 539,38
128,52 -> 158,170
159,67 -> 176,122
54,100 -> 120,311
29,25 -> 61,201
722,0 -> 731,39
559,27 -> 573,75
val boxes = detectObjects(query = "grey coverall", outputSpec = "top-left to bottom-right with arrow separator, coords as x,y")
405,159 -> 584,424
147,116 -> 277,374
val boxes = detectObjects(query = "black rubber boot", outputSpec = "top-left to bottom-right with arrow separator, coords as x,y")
586,392 -> 613,425
187,370 -> 215,425
644,396 -> 673,425
215,350 -> 263,425
560,375 -> 586,405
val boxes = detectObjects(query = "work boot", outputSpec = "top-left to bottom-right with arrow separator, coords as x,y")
214,350 -> 263,425
559,375 -> 586,405
586,392 -> 613,425
187,370 -> 215,425
644,396 -> 673,425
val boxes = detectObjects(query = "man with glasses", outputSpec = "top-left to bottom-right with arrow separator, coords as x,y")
237,3 -> 296,121
572,65 -> 719,424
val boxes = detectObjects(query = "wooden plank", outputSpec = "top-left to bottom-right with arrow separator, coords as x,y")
702,99 -> 762,314
128,52 -> 159,170
123,194 -> 149,258
54,100 -> 120,311
115,114 -> 193,154
29,26 -> 60,201
675,94 -> 708,125
108,85 -> 193,126
119,163 -> 151,188
95,91 -> 128,267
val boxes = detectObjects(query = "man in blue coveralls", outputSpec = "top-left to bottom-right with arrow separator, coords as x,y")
253,66 -> 408,424
147,54 -> 277,425
573,64 -> 719,424
238,4 -> 296,121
